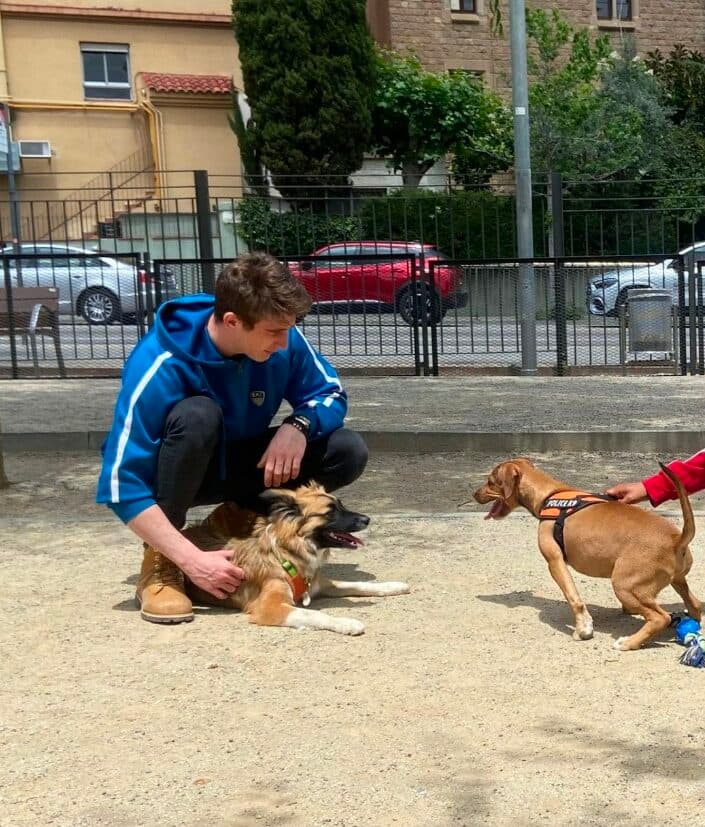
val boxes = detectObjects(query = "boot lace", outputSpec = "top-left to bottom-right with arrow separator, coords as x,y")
154,555 -> 184,588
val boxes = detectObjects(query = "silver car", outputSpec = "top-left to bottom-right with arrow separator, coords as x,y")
586,242 -> 705,316
0,242 -> 174,324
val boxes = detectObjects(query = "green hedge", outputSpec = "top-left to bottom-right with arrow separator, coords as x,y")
236,190 -> 535,259
236,188 -> 701,260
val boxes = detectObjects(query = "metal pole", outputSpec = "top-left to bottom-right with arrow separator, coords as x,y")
194,169 -> 216,293
1,103 -> 21,248
509,0 -> 536,375
551,172 -> 567,374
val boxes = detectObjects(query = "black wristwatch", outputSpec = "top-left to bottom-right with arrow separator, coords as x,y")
283,414 -> 311,440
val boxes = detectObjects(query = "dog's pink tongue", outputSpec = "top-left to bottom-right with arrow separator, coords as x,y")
333,532 -> 364,547
485,500 -> 504,520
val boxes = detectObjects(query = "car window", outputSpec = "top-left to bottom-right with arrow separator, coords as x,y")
315,244 -> 360,264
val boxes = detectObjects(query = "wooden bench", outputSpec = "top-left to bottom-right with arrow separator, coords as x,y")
0,286 -> 66,377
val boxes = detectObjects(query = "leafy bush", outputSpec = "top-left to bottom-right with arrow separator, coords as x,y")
236,197 -> 363,257
235,189 -> 547,260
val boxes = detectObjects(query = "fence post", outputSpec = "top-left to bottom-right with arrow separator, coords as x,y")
3,257 -> 18,378
698,263 -> 704,375
677,257 -> 688,375
194,170 -> 216,293
551,173 -> 567,375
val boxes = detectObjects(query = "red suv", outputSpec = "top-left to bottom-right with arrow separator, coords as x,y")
288,241 -> 467,325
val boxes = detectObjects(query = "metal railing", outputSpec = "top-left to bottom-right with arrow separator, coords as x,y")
154,253 -> 431,376
0,250 -> 153,377
427,254 -> 705,375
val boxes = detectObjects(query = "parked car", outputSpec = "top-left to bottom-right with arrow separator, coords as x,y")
586,241 -> 705,316
0,242 -> 176,324
287,241 -> 467,325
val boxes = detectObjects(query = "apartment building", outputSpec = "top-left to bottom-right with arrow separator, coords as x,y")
0,1 -> 241,209
367,0 -> 705,86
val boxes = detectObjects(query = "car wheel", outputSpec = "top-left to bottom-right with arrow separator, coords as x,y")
78,287 -> 121,325
397,283 -> 443,326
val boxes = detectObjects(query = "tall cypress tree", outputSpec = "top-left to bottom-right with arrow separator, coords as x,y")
232,0 -> 375,203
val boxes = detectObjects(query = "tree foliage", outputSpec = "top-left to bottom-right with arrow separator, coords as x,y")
646,44 -> 705,128
527,9 -> 672,182
232,0 -> 376,201
371,50 -> 512,188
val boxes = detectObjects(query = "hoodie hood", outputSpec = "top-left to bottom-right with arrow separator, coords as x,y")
153,294 -> 225,366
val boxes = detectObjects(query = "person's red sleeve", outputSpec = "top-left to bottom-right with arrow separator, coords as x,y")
643,452 -> 705,506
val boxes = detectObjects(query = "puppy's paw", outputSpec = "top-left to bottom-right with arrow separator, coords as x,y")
614,635 -> 638,651
572,615 -> 594,641
336,618 -> 365,636
377,581 -> 411,596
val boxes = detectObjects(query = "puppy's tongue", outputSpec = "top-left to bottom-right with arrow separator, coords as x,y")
485,500 -> 504,520
330,531 -> 364,547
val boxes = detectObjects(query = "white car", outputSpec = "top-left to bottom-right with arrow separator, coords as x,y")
0,242 -> 175,324
586,242 -> 705,316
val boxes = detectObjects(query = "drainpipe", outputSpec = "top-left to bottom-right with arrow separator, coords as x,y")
137,91 -> 165,199
3,97 -> 163,199
0,12 -> 8,99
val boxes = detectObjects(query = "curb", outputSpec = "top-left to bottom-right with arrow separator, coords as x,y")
5,429 -> 705,454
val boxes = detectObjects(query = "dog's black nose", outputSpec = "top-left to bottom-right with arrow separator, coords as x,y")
359,515 -> 370,528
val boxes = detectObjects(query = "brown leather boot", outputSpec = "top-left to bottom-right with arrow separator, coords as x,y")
135,545 -> 194,624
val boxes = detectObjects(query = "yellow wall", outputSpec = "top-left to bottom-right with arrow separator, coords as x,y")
2,1 -> 230,16
0,7 -> 241,204
3,17 -> 240,102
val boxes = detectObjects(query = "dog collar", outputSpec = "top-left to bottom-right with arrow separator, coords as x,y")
281,559 -> 311,606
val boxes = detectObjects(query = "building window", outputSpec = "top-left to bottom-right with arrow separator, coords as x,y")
597,0 -> 632,21
450,0 -> 476,12
81,44 -> 131,100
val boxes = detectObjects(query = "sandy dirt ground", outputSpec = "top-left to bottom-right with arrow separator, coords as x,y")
2,450 -> 705,827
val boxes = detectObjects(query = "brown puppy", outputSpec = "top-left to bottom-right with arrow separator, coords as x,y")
183,482 -> 409,635
473,458 -> 701,650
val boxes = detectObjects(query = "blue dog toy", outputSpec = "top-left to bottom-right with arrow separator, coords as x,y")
674,616 -> 701,645
670,615 -> 705,667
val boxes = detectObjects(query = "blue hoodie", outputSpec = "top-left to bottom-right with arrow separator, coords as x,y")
96,294 -> 346,524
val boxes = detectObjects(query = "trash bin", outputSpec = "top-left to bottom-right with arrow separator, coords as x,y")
625,289 -> 673,352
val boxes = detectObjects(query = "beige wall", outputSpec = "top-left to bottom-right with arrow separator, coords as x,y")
3,17 -> 241,102
2,1 -> 230,16
0,4 -> 241,209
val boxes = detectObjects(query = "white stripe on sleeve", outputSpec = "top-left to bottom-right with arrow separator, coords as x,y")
294,326 -> 342,391
110,350 -> 173,502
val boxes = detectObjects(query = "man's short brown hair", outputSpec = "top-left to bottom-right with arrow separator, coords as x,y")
213,252 -> 312,327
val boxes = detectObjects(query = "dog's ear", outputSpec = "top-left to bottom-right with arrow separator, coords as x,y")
496,462 -> 521,500
258,489 -> 302,520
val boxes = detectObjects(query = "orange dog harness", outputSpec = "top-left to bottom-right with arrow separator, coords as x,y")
539,490 -> 615,558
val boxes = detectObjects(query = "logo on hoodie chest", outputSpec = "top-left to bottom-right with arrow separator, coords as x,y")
250,390 -> 266,407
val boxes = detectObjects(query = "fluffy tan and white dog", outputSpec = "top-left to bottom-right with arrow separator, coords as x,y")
183,483 -> 410,635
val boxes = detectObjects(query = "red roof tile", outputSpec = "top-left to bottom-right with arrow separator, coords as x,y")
141,73 -> 233,95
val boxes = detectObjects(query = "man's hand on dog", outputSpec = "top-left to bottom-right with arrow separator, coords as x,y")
187,548 -> 246,599
257,423 -> 307,487
606,480 -> 648,504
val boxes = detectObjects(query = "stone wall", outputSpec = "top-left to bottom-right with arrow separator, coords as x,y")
373,0 -> 705,88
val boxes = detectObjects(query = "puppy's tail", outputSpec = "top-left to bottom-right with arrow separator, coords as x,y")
659,461 -> 695,551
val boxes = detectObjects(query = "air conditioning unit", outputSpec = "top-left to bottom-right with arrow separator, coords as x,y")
18,140 -> 52,159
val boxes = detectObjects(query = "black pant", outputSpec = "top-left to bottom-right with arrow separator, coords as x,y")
155,396 -> 368,528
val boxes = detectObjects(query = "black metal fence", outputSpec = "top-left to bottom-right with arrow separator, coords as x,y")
4,249 -> 704,378
3,168 -> 705,378
428,254 -> 704,375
